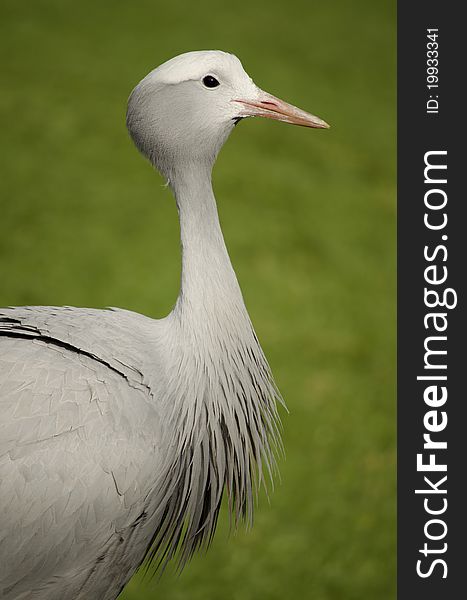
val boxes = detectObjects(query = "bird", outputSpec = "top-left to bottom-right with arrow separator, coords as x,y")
0,50 -> 328,600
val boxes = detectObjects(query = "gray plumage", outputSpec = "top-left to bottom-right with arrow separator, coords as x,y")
0,50 -> 327,599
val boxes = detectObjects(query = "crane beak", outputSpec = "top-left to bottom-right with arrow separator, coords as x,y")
232,91 -> 329,129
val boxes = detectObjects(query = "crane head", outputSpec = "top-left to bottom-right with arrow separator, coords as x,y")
126,50 -> 329,180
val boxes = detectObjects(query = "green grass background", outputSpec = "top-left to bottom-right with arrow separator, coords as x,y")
0,0 -> 395,598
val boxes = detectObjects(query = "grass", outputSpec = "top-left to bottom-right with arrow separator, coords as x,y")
0,1 -> 396,598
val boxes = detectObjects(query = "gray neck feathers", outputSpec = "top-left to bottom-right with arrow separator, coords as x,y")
146,164 -> 283,568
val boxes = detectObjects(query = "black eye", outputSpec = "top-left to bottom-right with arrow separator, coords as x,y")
202,75 -> 220,88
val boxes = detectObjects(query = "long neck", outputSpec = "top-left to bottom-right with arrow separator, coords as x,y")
171,162 -> 246,320
153,161 -> 282,569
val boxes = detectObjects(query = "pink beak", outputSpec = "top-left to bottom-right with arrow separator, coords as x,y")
233,91 -> 329,129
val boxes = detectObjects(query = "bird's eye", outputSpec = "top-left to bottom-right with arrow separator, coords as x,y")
202,75 -> 220,88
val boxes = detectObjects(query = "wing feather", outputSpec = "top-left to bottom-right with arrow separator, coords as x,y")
0,309 -> 165,599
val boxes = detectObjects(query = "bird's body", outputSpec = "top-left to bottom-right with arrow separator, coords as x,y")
0,51 -> 327,599
0,300 -> 275,599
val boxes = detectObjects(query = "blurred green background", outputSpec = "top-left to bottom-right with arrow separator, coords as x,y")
0,0 -> 395,598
